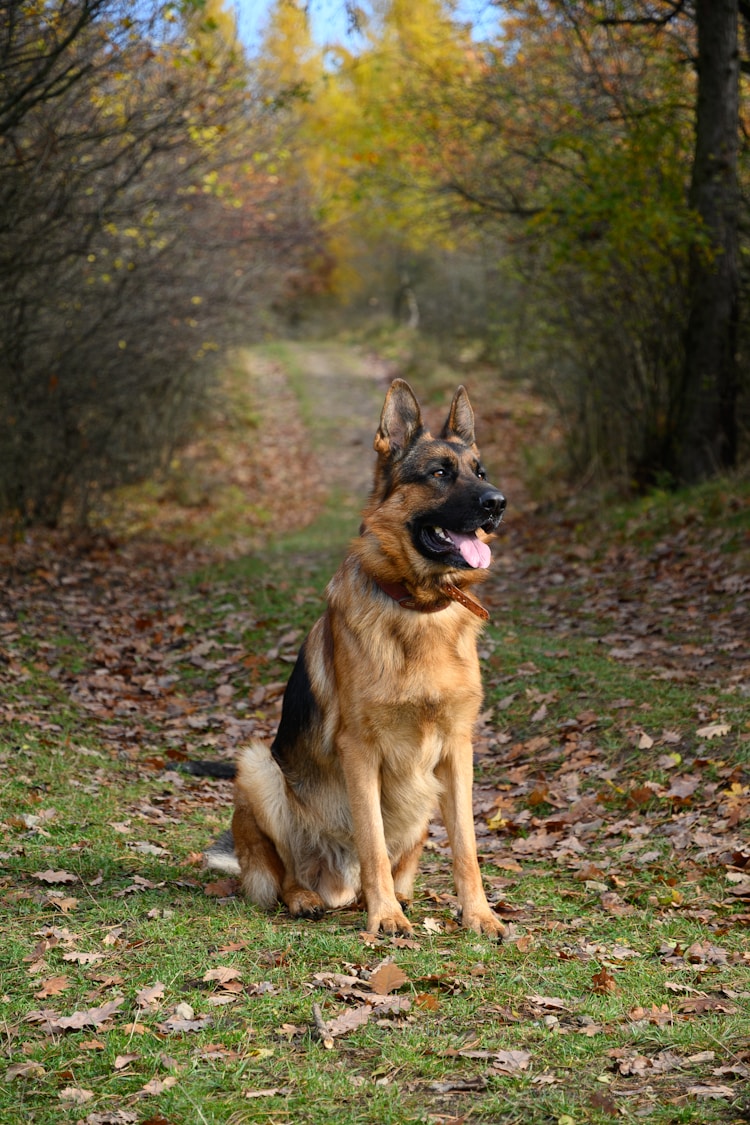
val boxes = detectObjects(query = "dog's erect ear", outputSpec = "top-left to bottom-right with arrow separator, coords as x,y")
374,379 -> 423,461
441,385 -> 476,447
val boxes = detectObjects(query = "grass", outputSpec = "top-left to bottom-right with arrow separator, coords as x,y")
1,345 -> 749,1124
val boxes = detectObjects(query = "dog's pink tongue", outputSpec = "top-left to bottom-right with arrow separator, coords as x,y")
449,532 -> 491,569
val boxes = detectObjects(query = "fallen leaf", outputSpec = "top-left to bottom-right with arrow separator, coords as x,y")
114,1053 -> 140,1070
591,968 -> 619,995
6,1061 -> 46,1080
26,997 -> 124,1033
59,1086 -> 94,1103
600,891 -> 634,916
140,1076 -> 178,1096
204,878 -> 238,898
686,1084 -> 734,1098
34,975 -> 71,999
490,1049 -> 532,1074
368,963 -> 408,995
326,1005 -> 373,1038
32,869 -> 78,884
415,993 -> 440,1011
136,982 -> 165,1009
696,723 -> 731,740
158,1013 -> 211,1033
203,966 -> 243,984
527,995 -> 569,1010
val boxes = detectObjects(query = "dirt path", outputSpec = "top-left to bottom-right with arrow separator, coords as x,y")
274,341 -> 388,502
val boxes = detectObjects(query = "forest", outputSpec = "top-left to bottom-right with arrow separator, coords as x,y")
0,0 -> 747,524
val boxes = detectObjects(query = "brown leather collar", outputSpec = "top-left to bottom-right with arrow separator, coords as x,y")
374,578 -> 490,621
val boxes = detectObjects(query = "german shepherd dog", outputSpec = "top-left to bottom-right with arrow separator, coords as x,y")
205,379 -> 507,937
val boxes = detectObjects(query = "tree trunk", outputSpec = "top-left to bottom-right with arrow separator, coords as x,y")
678,0 -> 740,482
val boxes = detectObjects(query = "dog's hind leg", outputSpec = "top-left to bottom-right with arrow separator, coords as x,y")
391,829 -> 428,911
231,804 -> 284,909
232,803 -> 325,919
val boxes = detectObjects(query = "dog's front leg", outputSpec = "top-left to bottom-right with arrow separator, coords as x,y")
339,736 -> 413,935
436,744 -> 507,939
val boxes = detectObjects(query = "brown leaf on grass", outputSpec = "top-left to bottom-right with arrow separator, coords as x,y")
591,967 -> 619,995
114,1053 -> 140,1070
368,963 -> 408,995
203,966 -> 243,984
26,997 -> 124,1033
23,935 -> 60,962
527,995 -> 570,1011
512,829 -> 561,855
325,1005 -> 373,1038
489,1049 -> 532,1075
245,1087 -> 291,1099
663,776 -> 700,801
589,1090 -> 618,1117
416,993 -> 440,1011
78,1112 -> 138,1124
47,894 -> 79,913
140,1076 -> 178,1096
62,950 -> 103,965
391,935 -> 422,949
34,975 -> 71,999
59,1086 -> 94,1103
135,982 -> 165,1009
610,1049 -> 683,1076
430,1076 -> 488,1093
32,869 -> 78,884
628,784 -> 658,806
677,996 -> 738,1015
600,891 -> 634,916
204,877 -> 238,898
628,1004 -> 673,1025
686,1084 -> 735,1098
158,1004 -> 211,1034
6,1061 -> 46,1080
684,940 -> 728,966
696,723 -> 731,740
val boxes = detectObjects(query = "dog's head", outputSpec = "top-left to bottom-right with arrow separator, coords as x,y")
361,379 -> 506,587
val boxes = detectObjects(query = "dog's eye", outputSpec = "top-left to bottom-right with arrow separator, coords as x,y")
432,468 -> 447,478
476,467 -> 487,480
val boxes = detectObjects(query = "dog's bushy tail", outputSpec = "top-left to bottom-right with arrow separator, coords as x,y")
170,760 -> 237,780
204,828 -> 241,875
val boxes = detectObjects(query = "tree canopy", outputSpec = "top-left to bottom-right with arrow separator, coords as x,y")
256,0 -> 747,489
1,0 -> 746,524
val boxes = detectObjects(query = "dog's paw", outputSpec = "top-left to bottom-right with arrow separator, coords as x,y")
286,889 -> 326,920
462,909 -> 508,941
366,906 -> 413,936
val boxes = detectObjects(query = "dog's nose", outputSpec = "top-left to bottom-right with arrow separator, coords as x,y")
480,489 -> 506,519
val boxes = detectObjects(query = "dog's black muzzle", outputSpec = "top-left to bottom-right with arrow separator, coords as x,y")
478,487 -> 506,533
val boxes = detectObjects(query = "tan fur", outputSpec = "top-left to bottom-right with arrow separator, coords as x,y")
210,380 -> 507,938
